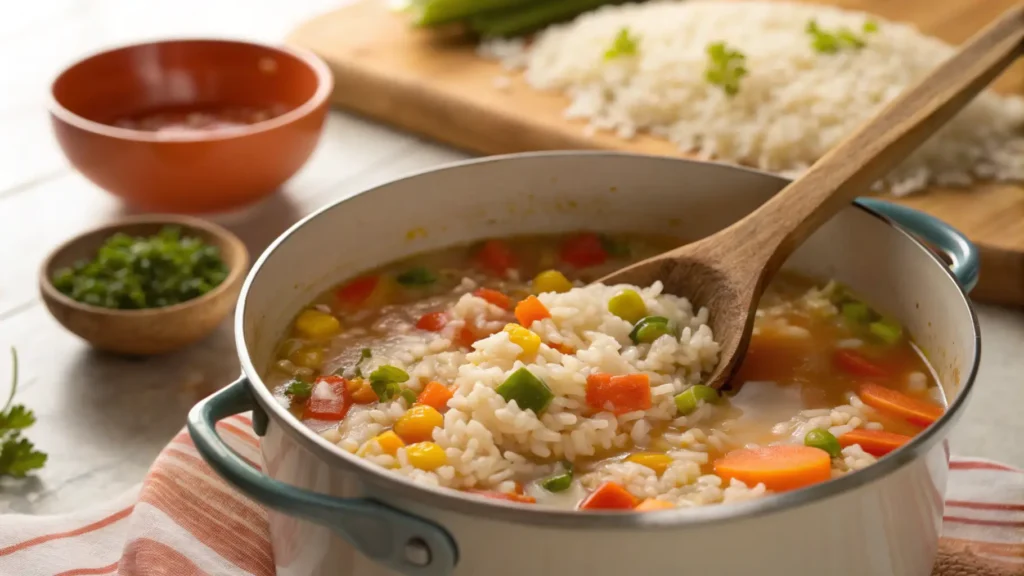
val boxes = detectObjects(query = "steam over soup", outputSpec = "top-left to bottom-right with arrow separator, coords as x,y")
266,232 -> 945,510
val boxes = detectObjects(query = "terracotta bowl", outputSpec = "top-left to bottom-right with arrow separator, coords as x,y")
49,39 -> 332,214
39,215 -> 249,356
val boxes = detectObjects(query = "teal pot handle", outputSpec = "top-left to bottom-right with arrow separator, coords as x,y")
186,378 -> 458,576
855,198 -> 979,292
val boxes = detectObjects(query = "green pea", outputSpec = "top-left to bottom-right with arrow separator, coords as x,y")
541,472 -> 573,492
608,289 -> 647,324
629,316 -> 672,344
496,367 -> 554,414
674,385 -> 719,415
804,428 -> 842,458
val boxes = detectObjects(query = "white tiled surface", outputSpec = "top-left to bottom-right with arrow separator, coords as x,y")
1,0 -> 1021,515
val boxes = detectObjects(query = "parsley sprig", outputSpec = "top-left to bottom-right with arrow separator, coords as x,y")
604,27 -> 640,60
806,19 -> 878,54
705,42 -> 748,96
0,348 -> 47,478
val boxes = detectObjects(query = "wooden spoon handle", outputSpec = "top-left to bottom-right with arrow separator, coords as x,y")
731,5 -> 1024,275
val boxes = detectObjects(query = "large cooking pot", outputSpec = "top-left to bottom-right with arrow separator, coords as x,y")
187,152 -> 980,576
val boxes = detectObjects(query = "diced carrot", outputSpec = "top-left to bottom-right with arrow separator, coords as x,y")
838,429 -> 912,457
635,498 -> 675,512
416,312 -> 448,332
585,373 -> 652,415
468,490 -> 536,504
417,381 -> 454,412
303,375 -> 353,421
579,481 -> 639,510
515,296 -> 551,327
336,276 -> 379,306
834,349 -> 888,378
473,288 -> 511,310
560,232 -> 608,268
858,382 -> 944,427
714,445 -> 832,492
455,325 -> 477,348
548,342 -> 575,355
476,240 -> 516,276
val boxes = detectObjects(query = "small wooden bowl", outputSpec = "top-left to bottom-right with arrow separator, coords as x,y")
39,215 -> 249,356
48,39 -> 332,214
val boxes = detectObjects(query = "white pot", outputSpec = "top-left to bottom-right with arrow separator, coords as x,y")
188,152 -> 980,576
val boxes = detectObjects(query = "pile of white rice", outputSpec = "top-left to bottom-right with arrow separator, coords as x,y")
478,0 -> 1024,196
315,275 -> 901,508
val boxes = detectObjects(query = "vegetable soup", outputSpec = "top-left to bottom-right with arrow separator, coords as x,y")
265,232 -> 945,510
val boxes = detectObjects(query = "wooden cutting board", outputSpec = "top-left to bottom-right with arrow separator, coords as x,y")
287,0 -> 1024,306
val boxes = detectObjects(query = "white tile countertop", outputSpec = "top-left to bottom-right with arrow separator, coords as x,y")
1,0 -> 1022,516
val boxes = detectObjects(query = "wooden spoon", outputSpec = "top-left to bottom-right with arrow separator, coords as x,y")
599,5 -> 1024,390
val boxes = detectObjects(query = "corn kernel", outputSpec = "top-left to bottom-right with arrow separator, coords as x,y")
531,269 -> 573,294
294,309 -> 341,339
289,347 -> 324,369
405,442 -> 446,471
394,405 -> 444,444
503,324 -> 541,357
626,453 -> 674,475
347,378 -> 378,404
358,430 -> 405,457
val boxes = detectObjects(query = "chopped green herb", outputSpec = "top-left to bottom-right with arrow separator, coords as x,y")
369,365 -> 410,402
629,316 -> 673,344
600,235 -> 630,258
400,388 -> 419,405
705,41 -> 748,96
397,267 -> 437,287
869,318 -> 904,344
51,226 -> 229,310
496,367 -> 554,414
354,348 -> 373,378
285,378 -> 313,398
806,19 -> 877,54
0,348 -> 47,478
604,27 -> 639,60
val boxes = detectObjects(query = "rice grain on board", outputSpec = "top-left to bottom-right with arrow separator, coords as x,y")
478,1 -> 1024,195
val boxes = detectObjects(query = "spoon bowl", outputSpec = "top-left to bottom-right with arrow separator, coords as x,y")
601,4 -> 1023,388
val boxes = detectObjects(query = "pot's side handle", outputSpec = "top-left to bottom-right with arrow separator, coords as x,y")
186,378 -> 458,576
855,198 -> 980,292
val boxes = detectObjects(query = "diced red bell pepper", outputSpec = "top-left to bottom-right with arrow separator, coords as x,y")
476,240 -> 516,276
304,375 -> 352,421
578,481 -> 638,510
416,311 -> 448,332
455,325 -> 478,348
585,373 -> 652,415
560,232 -> 608,268
336,276 -> 379,306
468,490 -> 536,504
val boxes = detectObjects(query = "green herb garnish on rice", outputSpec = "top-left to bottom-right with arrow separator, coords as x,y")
704,41 -> 748,96
604,27 -> 640,60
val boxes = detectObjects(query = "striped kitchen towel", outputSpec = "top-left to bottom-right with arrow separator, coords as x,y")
0,414 -> 1020,576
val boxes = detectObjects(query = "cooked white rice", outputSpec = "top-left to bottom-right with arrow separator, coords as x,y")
478,0 -> 1024,196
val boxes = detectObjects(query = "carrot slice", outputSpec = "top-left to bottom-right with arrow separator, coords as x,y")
579,481 -> 639,510
468,490 -> 536,504
635,498 -> 675,512
473,288 -> 512,310
515,296 -> 551,327
476,240 -> 516,276
585,373 -> 652,415
417,381 -> 454,412
416,312 -> 448,332
336,276 -> 379,306
560,232 -> 608,268
859,382 -> 944,427
714,445 -> 831,492
833,349 -> 888,378
838,429 -> 912,457
548,342 -> 575,355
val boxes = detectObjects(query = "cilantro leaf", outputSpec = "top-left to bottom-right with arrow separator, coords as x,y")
705,42 -> 748,96
0,434 -> 47,477
369,365 -> 410,402
285,379 -> 313,399
806,19 -> 877,54
604,27 -> 639,60
0,405 -> 35,430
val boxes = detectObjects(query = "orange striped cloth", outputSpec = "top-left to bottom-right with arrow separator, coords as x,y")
0,414 -> 1021,576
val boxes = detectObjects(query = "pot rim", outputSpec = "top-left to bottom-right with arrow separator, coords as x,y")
235,150 -> 980,529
